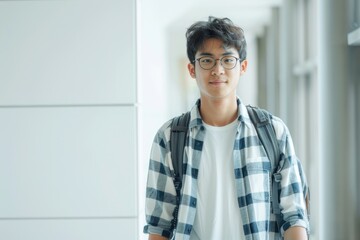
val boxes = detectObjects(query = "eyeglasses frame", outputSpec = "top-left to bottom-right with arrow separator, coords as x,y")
191,56 -> 241,70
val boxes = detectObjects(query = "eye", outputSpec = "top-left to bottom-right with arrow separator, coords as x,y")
223,56 -> 235,63
200,57 -> 214,64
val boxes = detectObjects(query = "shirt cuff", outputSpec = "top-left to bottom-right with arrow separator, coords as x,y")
143,225 -> 173,238
281,219 -> 310,236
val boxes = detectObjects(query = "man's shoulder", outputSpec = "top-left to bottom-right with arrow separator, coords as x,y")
156,118 -> 173,135
269,114 -> 289,139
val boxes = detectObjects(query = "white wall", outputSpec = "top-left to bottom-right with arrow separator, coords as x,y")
0,0 -> 138,239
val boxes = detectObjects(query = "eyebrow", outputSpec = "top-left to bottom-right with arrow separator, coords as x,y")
197,51 -> 236,57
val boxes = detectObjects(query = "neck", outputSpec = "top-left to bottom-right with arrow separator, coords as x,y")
199,96 -> 238,126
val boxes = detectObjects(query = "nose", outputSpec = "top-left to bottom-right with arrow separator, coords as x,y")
211,59 -> 225,75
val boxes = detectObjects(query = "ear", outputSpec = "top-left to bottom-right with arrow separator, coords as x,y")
187,63 -> 196,79
240,59 -> 248,75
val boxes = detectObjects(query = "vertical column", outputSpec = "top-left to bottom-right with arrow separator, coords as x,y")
317,0 -> 351,239
349,1 -> 360,239
257,34 -> 267,108
265,8 -> 280,114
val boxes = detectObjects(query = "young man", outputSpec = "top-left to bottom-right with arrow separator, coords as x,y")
144,17 -> 309,240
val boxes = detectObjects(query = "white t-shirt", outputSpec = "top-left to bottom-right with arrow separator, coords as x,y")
190,119 -> 245,240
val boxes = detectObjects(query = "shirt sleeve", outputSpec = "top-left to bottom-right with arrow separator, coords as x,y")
143,121 -> 178,238
272,117 -> 310,235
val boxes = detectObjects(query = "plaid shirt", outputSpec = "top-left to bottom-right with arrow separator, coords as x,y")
144,99 -> 309,240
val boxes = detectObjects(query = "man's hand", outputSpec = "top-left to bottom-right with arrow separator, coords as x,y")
149,234 -> 168,240
284,226 -> 308,240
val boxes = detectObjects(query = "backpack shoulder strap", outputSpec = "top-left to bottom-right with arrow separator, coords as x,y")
246,105 -> 283,227
170,111 -> 191,187
246,105 -> 281,169
169,111 -> 190,232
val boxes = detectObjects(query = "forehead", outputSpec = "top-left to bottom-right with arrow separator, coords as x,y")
196,38 -> 238,57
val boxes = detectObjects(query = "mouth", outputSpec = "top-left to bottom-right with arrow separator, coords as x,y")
209,80 -> 227,85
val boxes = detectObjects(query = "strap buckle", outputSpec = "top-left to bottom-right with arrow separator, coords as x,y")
274,172 -> 282,182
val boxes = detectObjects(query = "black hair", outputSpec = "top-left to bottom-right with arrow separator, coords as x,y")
186,16 -> 247,63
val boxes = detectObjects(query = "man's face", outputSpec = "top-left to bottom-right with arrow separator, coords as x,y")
187,38 -> 247,101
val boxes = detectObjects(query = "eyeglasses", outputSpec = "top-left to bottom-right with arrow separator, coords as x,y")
192,56 -> 241,70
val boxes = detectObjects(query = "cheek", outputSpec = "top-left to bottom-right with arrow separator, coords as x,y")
234,68 -> 243,77
197,69 -> 211,78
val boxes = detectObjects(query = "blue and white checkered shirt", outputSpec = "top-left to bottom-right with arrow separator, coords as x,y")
144,99 -> 309,240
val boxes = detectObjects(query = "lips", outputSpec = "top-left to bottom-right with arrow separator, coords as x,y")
209,80 -> 227,84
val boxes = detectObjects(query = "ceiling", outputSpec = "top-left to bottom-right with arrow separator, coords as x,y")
140,0 -> 283,36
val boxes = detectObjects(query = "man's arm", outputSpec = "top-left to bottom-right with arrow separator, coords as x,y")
149,234 -> 168,240
272,117 -> 310,235
144,125 -> 178,239
284,226 -> 308,240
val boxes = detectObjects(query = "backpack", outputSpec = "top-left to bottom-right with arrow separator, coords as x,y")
169,105 -> 310,235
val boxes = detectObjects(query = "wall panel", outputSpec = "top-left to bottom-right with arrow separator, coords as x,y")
0,107 -> 137,218
0,218 -> 136,240
0,0 -> 136,105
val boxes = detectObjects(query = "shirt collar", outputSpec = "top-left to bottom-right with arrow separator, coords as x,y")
188,97 -> 253,130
